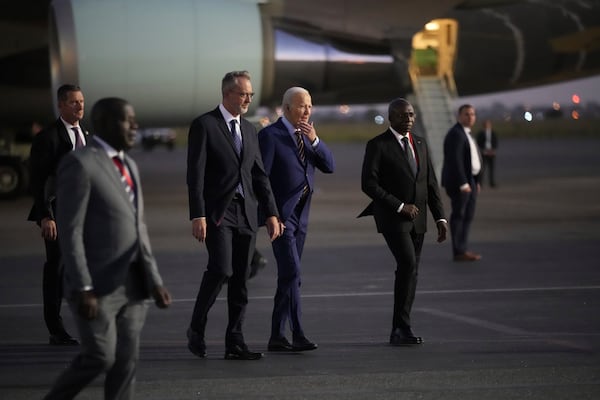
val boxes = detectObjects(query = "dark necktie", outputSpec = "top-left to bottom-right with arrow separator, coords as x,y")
295,129 -> 306,164
229,120 -> 244,196
112,156 -> 136,205
229,120 -> 242,156
402,136 -> 417,176
295,129 -> 309,199
72,127 -> 84,149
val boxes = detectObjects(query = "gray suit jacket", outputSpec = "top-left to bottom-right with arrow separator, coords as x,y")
56,139 -> 163,298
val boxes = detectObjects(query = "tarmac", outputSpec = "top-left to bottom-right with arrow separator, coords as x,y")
1,136 -> 599,399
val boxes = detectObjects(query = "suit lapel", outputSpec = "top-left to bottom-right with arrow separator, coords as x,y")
215,109 -> 243,161
222,119 -> 240,159
124,154 -> 140,212
412,135 -> 424,177
280,120 -> 305,167
385,130 -> 417,178
384,129 -> 407,163
92,145 -> 137,213
56,120 -> 73,148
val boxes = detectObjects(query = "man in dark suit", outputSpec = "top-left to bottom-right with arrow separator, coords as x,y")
441,104 -> 482,262
43,97 -> 172,400
258,87 -> 335,352
186,70 -> 282,361
360,98 -> 447,346
476,119 -> 499,188
27,84 -> 88,345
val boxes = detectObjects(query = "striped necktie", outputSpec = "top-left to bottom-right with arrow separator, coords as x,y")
295,129 -> 305,164
295,129 -> 309,199
112,156 -> 136,205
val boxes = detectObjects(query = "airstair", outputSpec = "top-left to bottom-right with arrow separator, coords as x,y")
408,18 -> 459,182
410,74 -> 456,181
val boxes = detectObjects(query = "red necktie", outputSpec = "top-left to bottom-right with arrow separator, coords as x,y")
112,156 -> 136,204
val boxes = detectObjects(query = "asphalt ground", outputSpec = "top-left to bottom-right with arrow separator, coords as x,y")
1,137 -> 599,399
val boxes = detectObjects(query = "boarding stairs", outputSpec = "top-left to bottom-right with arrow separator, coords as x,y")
410,74 -> 456,182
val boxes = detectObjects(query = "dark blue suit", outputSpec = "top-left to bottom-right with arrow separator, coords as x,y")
441,123 -> 480,256
258,117 -> 334,341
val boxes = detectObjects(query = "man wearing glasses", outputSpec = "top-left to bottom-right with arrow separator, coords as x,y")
186,70 -> 282,360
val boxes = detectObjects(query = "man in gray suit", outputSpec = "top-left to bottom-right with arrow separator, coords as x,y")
44,98 -> 172,400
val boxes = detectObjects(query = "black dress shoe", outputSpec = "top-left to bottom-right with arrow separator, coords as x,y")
187,328 -> 207,358
292,337 -> 318,352
249,250 -> 268,279
224,344 -> 263,360
49,333 -> 79,346
389,328 -> 423,346
268,337 -> 293,352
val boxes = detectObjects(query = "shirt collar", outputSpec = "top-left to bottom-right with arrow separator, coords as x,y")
93,135 -> 124,160
60,117 -> 81,131
219,103 -> 240,126
389,126 -> 411,141
281,116 -> 297,134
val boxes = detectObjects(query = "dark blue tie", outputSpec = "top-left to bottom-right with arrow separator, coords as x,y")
229,120 -> 244,196
230,120 -> 242,156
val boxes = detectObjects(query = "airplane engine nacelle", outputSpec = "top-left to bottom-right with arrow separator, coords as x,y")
49,0 -> 406,126
50,0 -> 264,126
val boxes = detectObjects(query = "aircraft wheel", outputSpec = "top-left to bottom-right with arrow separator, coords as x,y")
0,161 -> 23,199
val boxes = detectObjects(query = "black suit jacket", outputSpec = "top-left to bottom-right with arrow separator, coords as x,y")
475,129 -> 498,151
359,130 -> 445,234
186,107 -> 278,229
27,118 -> 89,223
441,122 -> 480,192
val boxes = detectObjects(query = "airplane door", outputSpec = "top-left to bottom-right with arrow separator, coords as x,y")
411,19 -> 458,95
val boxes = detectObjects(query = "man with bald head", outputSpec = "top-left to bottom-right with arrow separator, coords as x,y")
360,97 -> 447,346
258,87 -> 335,352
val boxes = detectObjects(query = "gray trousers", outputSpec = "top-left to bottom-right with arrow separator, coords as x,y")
44,286 -> 148,400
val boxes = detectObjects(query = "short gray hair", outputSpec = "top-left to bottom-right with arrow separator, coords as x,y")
221,70 -> 251,94
281,86 -> 309,108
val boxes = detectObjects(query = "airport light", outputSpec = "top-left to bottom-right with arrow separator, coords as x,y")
374,115 -> 385,125
571,110 -> 580,120
425,21 -> 440,31
572,94 -> 581,104
339,104 -> 350,114
524,111 -> 533,122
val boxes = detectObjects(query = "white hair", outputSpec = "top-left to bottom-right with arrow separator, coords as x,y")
281,86 -> 310,108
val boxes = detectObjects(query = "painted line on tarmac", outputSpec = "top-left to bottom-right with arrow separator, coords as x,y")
417,307 -> 530,335
1,285 -> 598,308
417,306 -> 595,351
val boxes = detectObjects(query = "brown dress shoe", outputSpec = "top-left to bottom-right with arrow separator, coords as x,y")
453,252 -> 481,262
